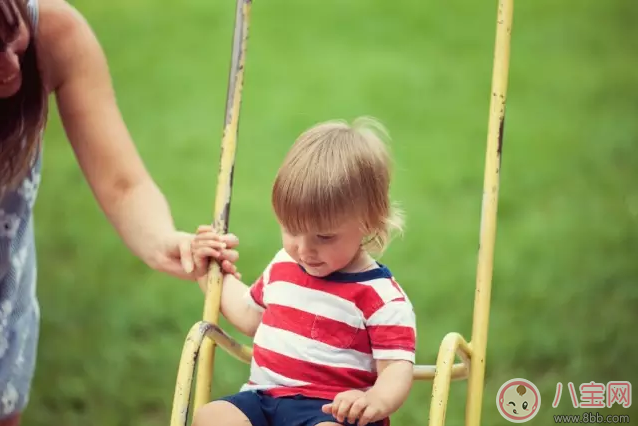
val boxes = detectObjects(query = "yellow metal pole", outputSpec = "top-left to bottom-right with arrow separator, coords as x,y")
171,322 -> 213,426
193,0 -> 252,412
428,333 -> 473,426
171,322 -> 252,426
465,1 -> 513,426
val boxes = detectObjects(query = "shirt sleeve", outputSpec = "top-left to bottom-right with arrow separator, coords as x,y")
243,250 -> 284,312
244,275 -> 266,312
365,296 -> 417,363
242,248 -> 296,314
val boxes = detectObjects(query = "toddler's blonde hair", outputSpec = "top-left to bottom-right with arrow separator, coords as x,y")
272,116 -> 404,256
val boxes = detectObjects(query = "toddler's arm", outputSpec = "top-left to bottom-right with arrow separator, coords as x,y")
191,225 -> 264,337
364,287 -> 417,419
367,359 -> 413,412
218,274 -> 263,337
195,273 -> 263,337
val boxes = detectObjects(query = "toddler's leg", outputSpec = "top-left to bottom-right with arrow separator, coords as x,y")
192,401 -> 251,426
192,391 -> 267,426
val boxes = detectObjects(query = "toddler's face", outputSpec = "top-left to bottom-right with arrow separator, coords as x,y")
280,217 -> 368,277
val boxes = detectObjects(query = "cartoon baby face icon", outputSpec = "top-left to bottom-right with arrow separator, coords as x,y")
496,378 -> 541,423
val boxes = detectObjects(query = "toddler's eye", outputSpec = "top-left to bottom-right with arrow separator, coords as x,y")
317,234 -> 335,241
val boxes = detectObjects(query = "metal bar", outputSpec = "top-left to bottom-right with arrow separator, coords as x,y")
205,323 -> 253,364
170,322 -> 216,426
466,1 -> 514,425
170,322 -> 252,426
413,363 -> 468,382
193,0 -> 252,412
428,332 -> 473,426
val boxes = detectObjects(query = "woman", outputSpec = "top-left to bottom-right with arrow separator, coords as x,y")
0,0 -> 238,424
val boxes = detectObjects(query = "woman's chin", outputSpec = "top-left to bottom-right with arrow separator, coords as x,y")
0,76 -> 22,99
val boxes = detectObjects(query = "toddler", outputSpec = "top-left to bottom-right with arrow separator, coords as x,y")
190,117 -> 417,426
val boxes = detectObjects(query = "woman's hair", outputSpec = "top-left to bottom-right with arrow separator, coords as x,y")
0,0 -> 47,190
272,116 -> 404,255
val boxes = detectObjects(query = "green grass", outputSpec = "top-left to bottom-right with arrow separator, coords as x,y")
24,0 -> 638,424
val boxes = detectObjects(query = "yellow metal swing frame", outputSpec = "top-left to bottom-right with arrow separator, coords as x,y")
169,0 -> 514,424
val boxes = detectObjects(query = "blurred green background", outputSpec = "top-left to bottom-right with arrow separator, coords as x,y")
25,0 -> 637,424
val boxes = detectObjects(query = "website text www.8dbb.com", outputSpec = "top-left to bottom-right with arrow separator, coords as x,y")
553,412 -> 630,423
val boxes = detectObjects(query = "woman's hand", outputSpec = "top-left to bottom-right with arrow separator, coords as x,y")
146,226 -> 240,281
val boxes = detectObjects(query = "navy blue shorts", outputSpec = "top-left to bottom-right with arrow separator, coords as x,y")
217,390 -> 386,426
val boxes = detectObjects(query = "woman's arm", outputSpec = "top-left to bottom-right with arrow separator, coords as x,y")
37,0 -> 194,278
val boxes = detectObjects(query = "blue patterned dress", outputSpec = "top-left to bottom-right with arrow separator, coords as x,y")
0,0 -> 43,418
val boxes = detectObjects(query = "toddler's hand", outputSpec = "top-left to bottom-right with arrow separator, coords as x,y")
321,389 -> 389,426
190,225 -> 241,280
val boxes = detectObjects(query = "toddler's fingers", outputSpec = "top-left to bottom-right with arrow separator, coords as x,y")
331,400 -> 344,421
221,260 -> 238,275
335,398 -> 355,423
329,391 -> 350,419
358,405 -> 379,426
195,232 -> 227,245
194,247 -> 221,259
347,398 -> 368,424
321,403 -> 333,414
192,238 -> 226,252
219,233 -> 239,248
196,224 -> 214,234
220,249 -> 239,263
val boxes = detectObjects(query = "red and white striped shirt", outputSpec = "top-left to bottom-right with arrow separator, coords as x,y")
240,249 -> 417,401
